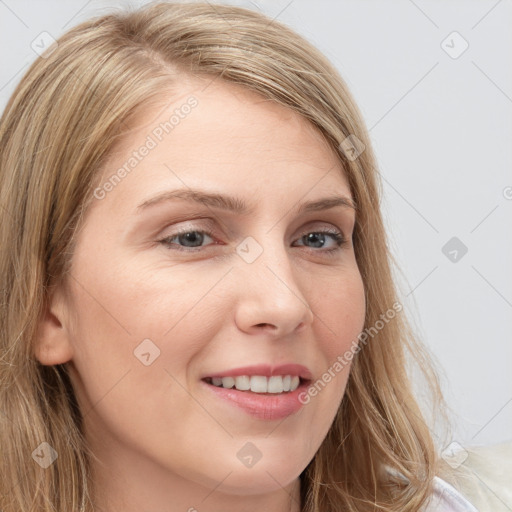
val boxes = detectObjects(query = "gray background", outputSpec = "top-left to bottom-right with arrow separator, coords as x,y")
1,0 -> 511,449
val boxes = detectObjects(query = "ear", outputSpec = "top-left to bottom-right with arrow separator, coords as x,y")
34,284 -> 74,365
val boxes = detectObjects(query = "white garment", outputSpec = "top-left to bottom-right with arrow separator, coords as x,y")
422,476 -> 479,512
441,441 -> 512,512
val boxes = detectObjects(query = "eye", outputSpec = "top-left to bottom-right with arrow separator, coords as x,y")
158,228 -> 216,251
157,226 -> 347,254
293,229 -> 347,254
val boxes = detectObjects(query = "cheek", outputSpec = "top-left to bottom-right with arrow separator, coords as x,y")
302,269 -> 365,421
315,268 -> 366,358
66,259 -> 227,407
65,271 -> 211,461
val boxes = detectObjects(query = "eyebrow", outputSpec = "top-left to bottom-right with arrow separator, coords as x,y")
136,189 -> 357,215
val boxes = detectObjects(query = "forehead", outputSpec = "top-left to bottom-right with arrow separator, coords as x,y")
92,77 -> 352,215
112,77 -> 338,158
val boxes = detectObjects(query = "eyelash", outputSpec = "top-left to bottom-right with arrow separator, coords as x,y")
157,226 -> 347,256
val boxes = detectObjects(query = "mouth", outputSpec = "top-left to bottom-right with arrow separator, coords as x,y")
200,364 -> 313,420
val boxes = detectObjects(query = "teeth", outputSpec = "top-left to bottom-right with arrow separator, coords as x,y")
235,375 -> 250,391
221,377 -> 235,389
209,375 -> 301,393
267,376 -> 284,393
250,376 -> 267,393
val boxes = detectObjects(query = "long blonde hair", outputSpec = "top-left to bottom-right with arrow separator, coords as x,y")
0,2 -> 449,510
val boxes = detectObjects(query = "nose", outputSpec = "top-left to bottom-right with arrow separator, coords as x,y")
234,237 -> 315,337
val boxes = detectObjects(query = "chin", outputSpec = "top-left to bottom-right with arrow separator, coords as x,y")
211,466 -> 302,496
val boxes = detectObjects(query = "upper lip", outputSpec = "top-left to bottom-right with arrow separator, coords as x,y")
203,364 -> 313,381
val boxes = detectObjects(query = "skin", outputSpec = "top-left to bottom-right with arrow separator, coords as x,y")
35,76 -> 366,512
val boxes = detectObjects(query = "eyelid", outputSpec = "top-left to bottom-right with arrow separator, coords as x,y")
158,219 -> 350,257
160,217 -> 347,239
158,230 -> 347,260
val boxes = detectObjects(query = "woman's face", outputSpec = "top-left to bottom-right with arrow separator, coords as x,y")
40,77 -> 366,509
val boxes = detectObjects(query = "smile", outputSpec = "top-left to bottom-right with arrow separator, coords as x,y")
204,375 -> 302,393
200,364 -> 313,420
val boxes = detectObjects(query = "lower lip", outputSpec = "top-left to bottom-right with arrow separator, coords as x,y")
201,380 -> 309,420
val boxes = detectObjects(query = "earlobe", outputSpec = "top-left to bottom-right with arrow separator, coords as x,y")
34,286 -> 74,366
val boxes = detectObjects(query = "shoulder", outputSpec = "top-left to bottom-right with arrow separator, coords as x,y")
421,476 -> 479,512
440,441 -> 512,512
384,467 -> 479,511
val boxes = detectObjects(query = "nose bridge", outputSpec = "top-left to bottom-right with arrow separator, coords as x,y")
240,229 -> 294,288
234,230 -> 314,333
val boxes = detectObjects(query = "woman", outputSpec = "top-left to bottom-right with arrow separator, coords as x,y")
0,2 -> 478,511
